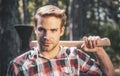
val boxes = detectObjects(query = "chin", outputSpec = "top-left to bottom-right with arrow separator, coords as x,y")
41,47 -> 51,52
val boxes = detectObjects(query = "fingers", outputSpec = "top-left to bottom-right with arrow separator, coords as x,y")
82,36 -> 101,49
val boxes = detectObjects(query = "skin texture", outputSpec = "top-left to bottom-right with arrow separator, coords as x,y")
34,16 -> 64,58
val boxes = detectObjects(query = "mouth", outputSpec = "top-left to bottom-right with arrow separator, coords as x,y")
42,42 -> 52,46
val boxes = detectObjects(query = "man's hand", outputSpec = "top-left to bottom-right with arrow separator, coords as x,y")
81,36 -> 104,53
81,36 -> 115,76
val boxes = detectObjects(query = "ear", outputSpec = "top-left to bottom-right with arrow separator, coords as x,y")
60,26 -> 65,36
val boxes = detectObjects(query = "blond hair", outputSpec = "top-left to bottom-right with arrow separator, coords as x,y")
34,5 -> 66,27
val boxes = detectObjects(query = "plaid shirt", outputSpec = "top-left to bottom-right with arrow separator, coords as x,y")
6,46 -> 103,76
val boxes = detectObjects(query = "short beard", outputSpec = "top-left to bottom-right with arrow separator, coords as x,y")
38,39 -> 59,52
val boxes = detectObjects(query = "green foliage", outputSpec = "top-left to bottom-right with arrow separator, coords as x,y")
99,23 -> 120,51
86,21 -> 120,66
99,23 -> 120,66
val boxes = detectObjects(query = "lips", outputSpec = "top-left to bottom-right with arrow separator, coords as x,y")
44,43 -> 51,45
42,42 -> 52,46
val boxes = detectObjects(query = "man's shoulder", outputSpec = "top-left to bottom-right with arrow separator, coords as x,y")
61,46 -> 88,56
61,46 -> 81,52
61,46 -> 81,55
12,48 -> 37,65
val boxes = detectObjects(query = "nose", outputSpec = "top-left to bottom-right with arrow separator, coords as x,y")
43,31 -> 50,40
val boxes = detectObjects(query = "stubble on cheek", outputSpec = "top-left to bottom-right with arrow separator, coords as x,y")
37,38 -> 50,52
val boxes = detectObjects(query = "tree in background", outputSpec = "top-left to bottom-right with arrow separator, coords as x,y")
67,0 -> 87,40
0,0 -> 20,75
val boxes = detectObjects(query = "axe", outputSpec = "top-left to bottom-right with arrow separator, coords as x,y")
30,37 -> 111,48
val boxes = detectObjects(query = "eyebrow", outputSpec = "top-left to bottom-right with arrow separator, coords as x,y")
38,26 -> 59,30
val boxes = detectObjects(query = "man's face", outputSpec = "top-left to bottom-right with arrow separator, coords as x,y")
35,16 -> 64,52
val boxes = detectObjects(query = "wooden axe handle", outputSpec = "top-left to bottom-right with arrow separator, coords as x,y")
59,38 -> 111,48
30,38 -> 111,48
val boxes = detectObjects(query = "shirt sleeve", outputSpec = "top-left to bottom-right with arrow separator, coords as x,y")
77,49 -> 104,76
6,61 -> 19,76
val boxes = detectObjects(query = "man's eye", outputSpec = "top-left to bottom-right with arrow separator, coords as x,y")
51,29 -> 57,32
38,28 -> 44,32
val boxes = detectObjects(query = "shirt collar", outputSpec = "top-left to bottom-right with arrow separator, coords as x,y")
33,46 -> 76,59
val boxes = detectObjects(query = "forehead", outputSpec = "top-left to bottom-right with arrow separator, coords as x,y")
37,16 -> 62,29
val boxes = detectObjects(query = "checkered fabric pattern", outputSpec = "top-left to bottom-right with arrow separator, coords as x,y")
6,46 -> 103,76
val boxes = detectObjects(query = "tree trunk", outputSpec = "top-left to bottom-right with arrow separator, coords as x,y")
22,0 -> 29,24
0,0 -> 20,75
67,0 -> 87,40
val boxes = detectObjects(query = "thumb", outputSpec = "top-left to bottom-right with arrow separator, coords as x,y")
81,43 -> 88,51
81,42 -> 96,52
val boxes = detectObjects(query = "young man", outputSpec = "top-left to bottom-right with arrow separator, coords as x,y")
6,5 -> 114,76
